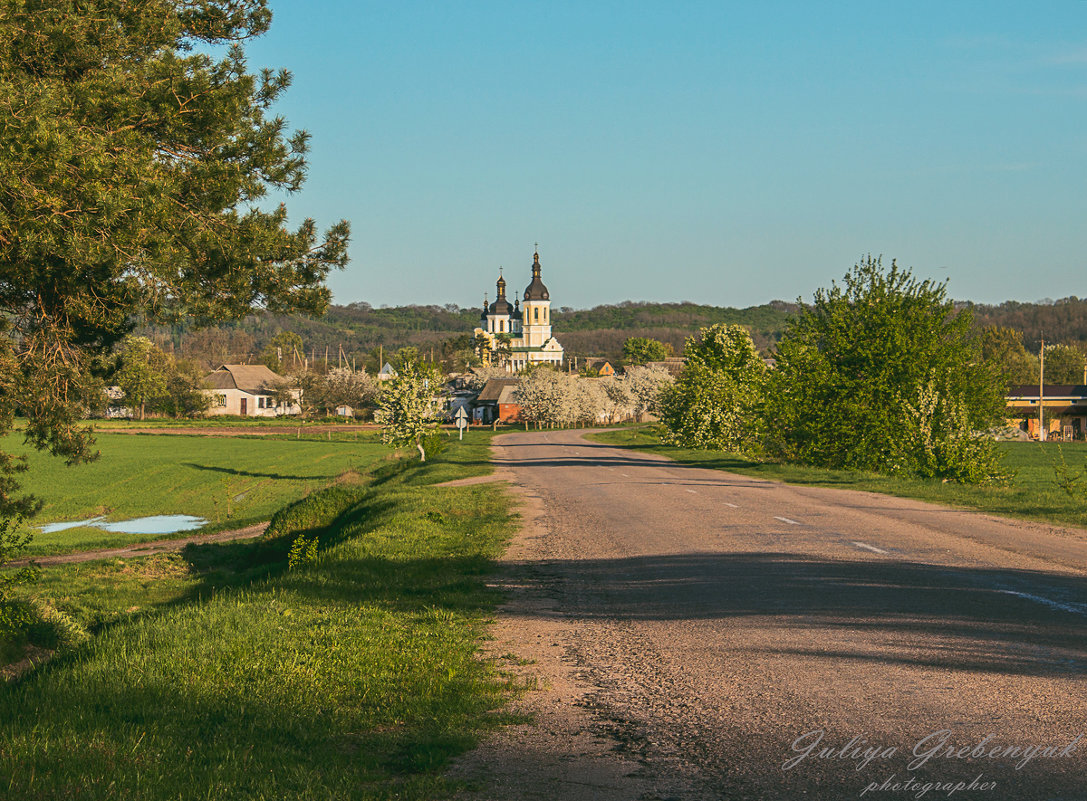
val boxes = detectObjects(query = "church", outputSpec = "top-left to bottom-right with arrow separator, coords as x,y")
474,249 -> 565,372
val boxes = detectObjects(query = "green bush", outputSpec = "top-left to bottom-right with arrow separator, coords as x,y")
659,324 -> 767,453
0,516 -> 38,641
765,257 -> 1006,483
287,532 -> 319,570
264,485 -> 366,541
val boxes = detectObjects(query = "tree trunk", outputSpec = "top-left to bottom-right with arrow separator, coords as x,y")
416,440 -> 426,462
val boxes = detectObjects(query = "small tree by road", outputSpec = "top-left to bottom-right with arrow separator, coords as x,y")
659,324 -> 766,452
624,365 -> 673,421
1044,344 -> 1086,385
115,337 -> 170,421
622,337 -> 671,365
517,368 -> 574,428
980,326 -> 1038,388
375,361 -> 442,461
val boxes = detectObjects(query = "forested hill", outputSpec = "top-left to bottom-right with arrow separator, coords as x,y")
966,297 -> 1087,351
139,297 -> 1087,371
140,300 -> 800,369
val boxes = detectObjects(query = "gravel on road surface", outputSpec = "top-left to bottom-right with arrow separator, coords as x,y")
451,430 -> 1087,801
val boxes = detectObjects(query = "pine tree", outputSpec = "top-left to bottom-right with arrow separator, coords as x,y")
0,0 -> 349,513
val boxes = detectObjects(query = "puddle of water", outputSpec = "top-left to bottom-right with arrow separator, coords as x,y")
38,514 -> 208,536
38,516 -> 107,534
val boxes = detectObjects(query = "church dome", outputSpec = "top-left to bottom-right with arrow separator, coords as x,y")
523,250 -> 550,301
489,271 -> 513,316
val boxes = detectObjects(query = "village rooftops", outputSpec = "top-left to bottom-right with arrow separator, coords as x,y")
644,357 -> 687,377
203,364 -> 286,394
1007,384 -> 1087,399
1006,385 -> 1087,417
475,377 -> 519,403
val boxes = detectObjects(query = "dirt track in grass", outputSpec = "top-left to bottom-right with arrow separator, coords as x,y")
102,425 -> 379,436
9,522 -> 269,566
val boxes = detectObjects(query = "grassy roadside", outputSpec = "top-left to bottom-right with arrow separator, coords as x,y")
590,426 -> 1087,530
1,431 -> 524,800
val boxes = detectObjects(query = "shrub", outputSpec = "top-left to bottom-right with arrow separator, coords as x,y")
659,324 -> 766,453
0,517 -> 38,641
765,256 -> 1006,482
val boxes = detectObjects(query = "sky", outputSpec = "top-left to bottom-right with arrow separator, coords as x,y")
244,1 -> 1087,310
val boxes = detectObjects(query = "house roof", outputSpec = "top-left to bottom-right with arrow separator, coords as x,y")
645,357 -> 687,376
1007,384 -> 1087,399
476,378 -> 519,403
204,364 -> 285,394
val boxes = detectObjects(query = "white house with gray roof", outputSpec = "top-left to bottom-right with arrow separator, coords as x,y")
202,364 -> 299,417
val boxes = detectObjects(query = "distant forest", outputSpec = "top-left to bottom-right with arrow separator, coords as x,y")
138,297 -> 1087,373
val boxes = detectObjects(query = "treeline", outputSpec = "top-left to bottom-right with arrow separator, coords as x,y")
137,300 -> 799,371
136,296 -> 1087,376
967,297 -> 1087,352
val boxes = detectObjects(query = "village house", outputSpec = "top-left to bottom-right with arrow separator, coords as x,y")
203,364 -> 299,417
645,357 -> 687,377
473,377 -> 521,424
581,358 -> 616,376
1006,384 -> 1087,440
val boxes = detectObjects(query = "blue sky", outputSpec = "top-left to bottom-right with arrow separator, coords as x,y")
246,2 -> 1087,309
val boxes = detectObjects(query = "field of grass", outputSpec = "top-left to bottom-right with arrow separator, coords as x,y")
2,431 -> 394,555
1,432 -> 523,800
88,416 -> 375,429
591,427 -> 1087,529
10,416 -> 375,430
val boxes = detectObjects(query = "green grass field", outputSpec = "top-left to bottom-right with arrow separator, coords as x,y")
2,432 -> 523,801
2,430 -> 394,555
591,427 -> 1087,529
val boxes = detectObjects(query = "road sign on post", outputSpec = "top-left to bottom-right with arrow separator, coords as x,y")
455,406 -> 468,440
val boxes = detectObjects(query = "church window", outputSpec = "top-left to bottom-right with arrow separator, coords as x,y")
500,320 -> 505,332
534,307 -> 538,322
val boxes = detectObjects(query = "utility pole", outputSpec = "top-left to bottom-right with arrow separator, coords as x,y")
1039,337 -> 1046,442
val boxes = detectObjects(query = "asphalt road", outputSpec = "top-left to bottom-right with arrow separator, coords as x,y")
480,429 -> 1087,801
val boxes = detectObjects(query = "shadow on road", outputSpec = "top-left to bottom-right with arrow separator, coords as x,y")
496,552 -> 1087,678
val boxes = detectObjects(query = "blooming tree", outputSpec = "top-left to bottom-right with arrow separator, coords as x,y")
623,365 -> 674,421
375,362 -> 442,461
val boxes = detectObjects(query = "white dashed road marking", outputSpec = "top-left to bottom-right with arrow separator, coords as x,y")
724,502 -> 739,508
996,590 -> 1087,617
851,541 -> 889,555
774,516 -> 800,525
686,489 -> 697,494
